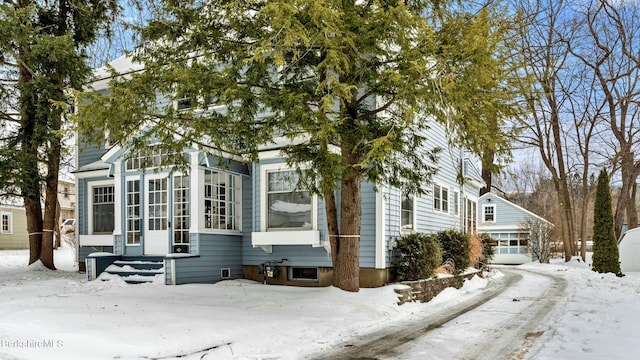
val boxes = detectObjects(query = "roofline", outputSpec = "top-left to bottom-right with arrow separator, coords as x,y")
478,192 -> 554,226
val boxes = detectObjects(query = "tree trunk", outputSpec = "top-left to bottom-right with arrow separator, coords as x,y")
41,139 -> 61,269
480,149 -> 494,196
25,196 -> 43,265
614,153 -> 634,238
626,183 -> 638,233
579,174 -> 590,262
325,188 -> 340,282
333,167 -> 361,292
18,44 -> 44,265
550,96 -> 575,260
54,197 -> 61,249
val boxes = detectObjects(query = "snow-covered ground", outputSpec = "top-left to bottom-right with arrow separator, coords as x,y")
0,247 -> 638,359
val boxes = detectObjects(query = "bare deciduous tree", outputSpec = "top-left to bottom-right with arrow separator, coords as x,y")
522,218 -> 554,263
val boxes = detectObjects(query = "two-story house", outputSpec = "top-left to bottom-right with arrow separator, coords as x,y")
76,55 -> 484,286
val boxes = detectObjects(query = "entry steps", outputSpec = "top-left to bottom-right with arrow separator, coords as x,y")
99,256 -> 165,284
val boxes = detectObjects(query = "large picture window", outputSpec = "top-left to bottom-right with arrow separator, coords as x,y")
267,170 -> 311,230
204,170 -> 241,231
92,185 -> 114,234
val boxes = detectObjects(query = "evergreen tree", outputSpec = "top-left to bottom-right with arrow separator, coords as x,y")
0,1 -> 118,268
592,169 -> 622,276
76,0 -> 522,291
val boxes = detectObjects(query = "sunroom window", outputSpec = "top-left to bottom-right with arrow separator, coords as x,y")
204,170 -> 241,231
267,170 -> 311,230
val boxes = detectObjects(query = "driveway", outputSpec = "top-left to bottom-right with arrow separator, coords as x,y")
313,267 -> 567,360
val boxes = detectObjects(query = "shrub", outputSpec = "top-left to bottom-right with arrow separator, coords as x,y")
479,233 -> 495,269
435,230 -> 471,273
592,168 -> 622,276
393,232 -> 443,281
469,234 -> 484,268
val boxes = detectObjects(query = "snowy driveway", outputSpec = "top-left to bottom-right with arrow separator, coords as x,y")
314,267 -> 567,360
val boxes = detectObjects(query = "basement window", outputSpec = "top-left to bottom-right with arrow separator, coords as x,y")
288,267 -> 319,282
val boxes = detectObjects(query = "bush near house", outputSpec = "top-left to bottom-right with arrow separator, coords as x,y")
470,233 -> 495,269
392,233 -> 442,281
436,230 -> 471,273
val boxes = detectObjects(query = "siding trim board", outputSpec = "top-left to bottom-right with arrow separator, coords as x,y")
375,188 -> 385,269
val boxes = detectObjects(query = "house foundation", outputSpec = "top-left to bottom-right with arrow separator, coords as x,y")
242,266 -> 390,288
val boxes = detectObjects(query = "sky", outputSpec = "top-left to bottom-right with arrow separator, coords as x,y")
0,246 -> 639,359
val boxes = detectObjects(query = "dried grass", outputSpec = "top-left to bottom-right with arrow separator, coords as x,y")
469,233 -> 485,268
435,258 -> 456,275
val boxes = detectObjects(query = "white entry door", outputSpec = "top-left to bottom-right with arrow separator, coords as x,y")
144,175 -> 169,255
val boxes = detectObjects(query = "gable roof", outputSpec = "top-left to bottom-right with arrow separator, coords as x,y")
479,192 -> 553,226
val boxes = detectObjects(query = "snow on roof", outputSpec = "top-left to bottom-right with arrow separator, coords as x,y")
93,54 -> 144,81
479,192 -> 553,226
74,160 -> 110,173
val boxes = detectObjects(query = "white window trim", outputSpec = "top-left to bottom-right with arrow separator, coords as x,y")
433,183 -> 449,214
201,168 -> 243,234
259,163 -> 317,232
400,194 -> 416,233
482,204 -> 496,223
87,180 -> 115,235
1,211 -> 12,234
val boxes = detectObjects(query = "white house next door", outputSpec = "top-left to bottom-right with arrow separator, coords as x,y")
144,175 -> 169,255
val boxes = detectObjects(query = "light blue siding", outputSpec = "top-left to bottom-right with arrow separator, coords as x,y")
168,233 -> 243,284
359,183 -> 377,268
77,141 -> 108,168
477,193 -> 547,229
384,121 -> 476,238
244,158 -> 332,267
478,193 -> 552,265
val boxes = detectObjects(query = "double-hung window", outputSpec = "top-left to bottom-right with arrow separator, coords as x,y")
483,204 -> 496,223
433,184 -> 449,213
1,212 -> 11,234
92,185 -> 115,234
267,170 -> 311,230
